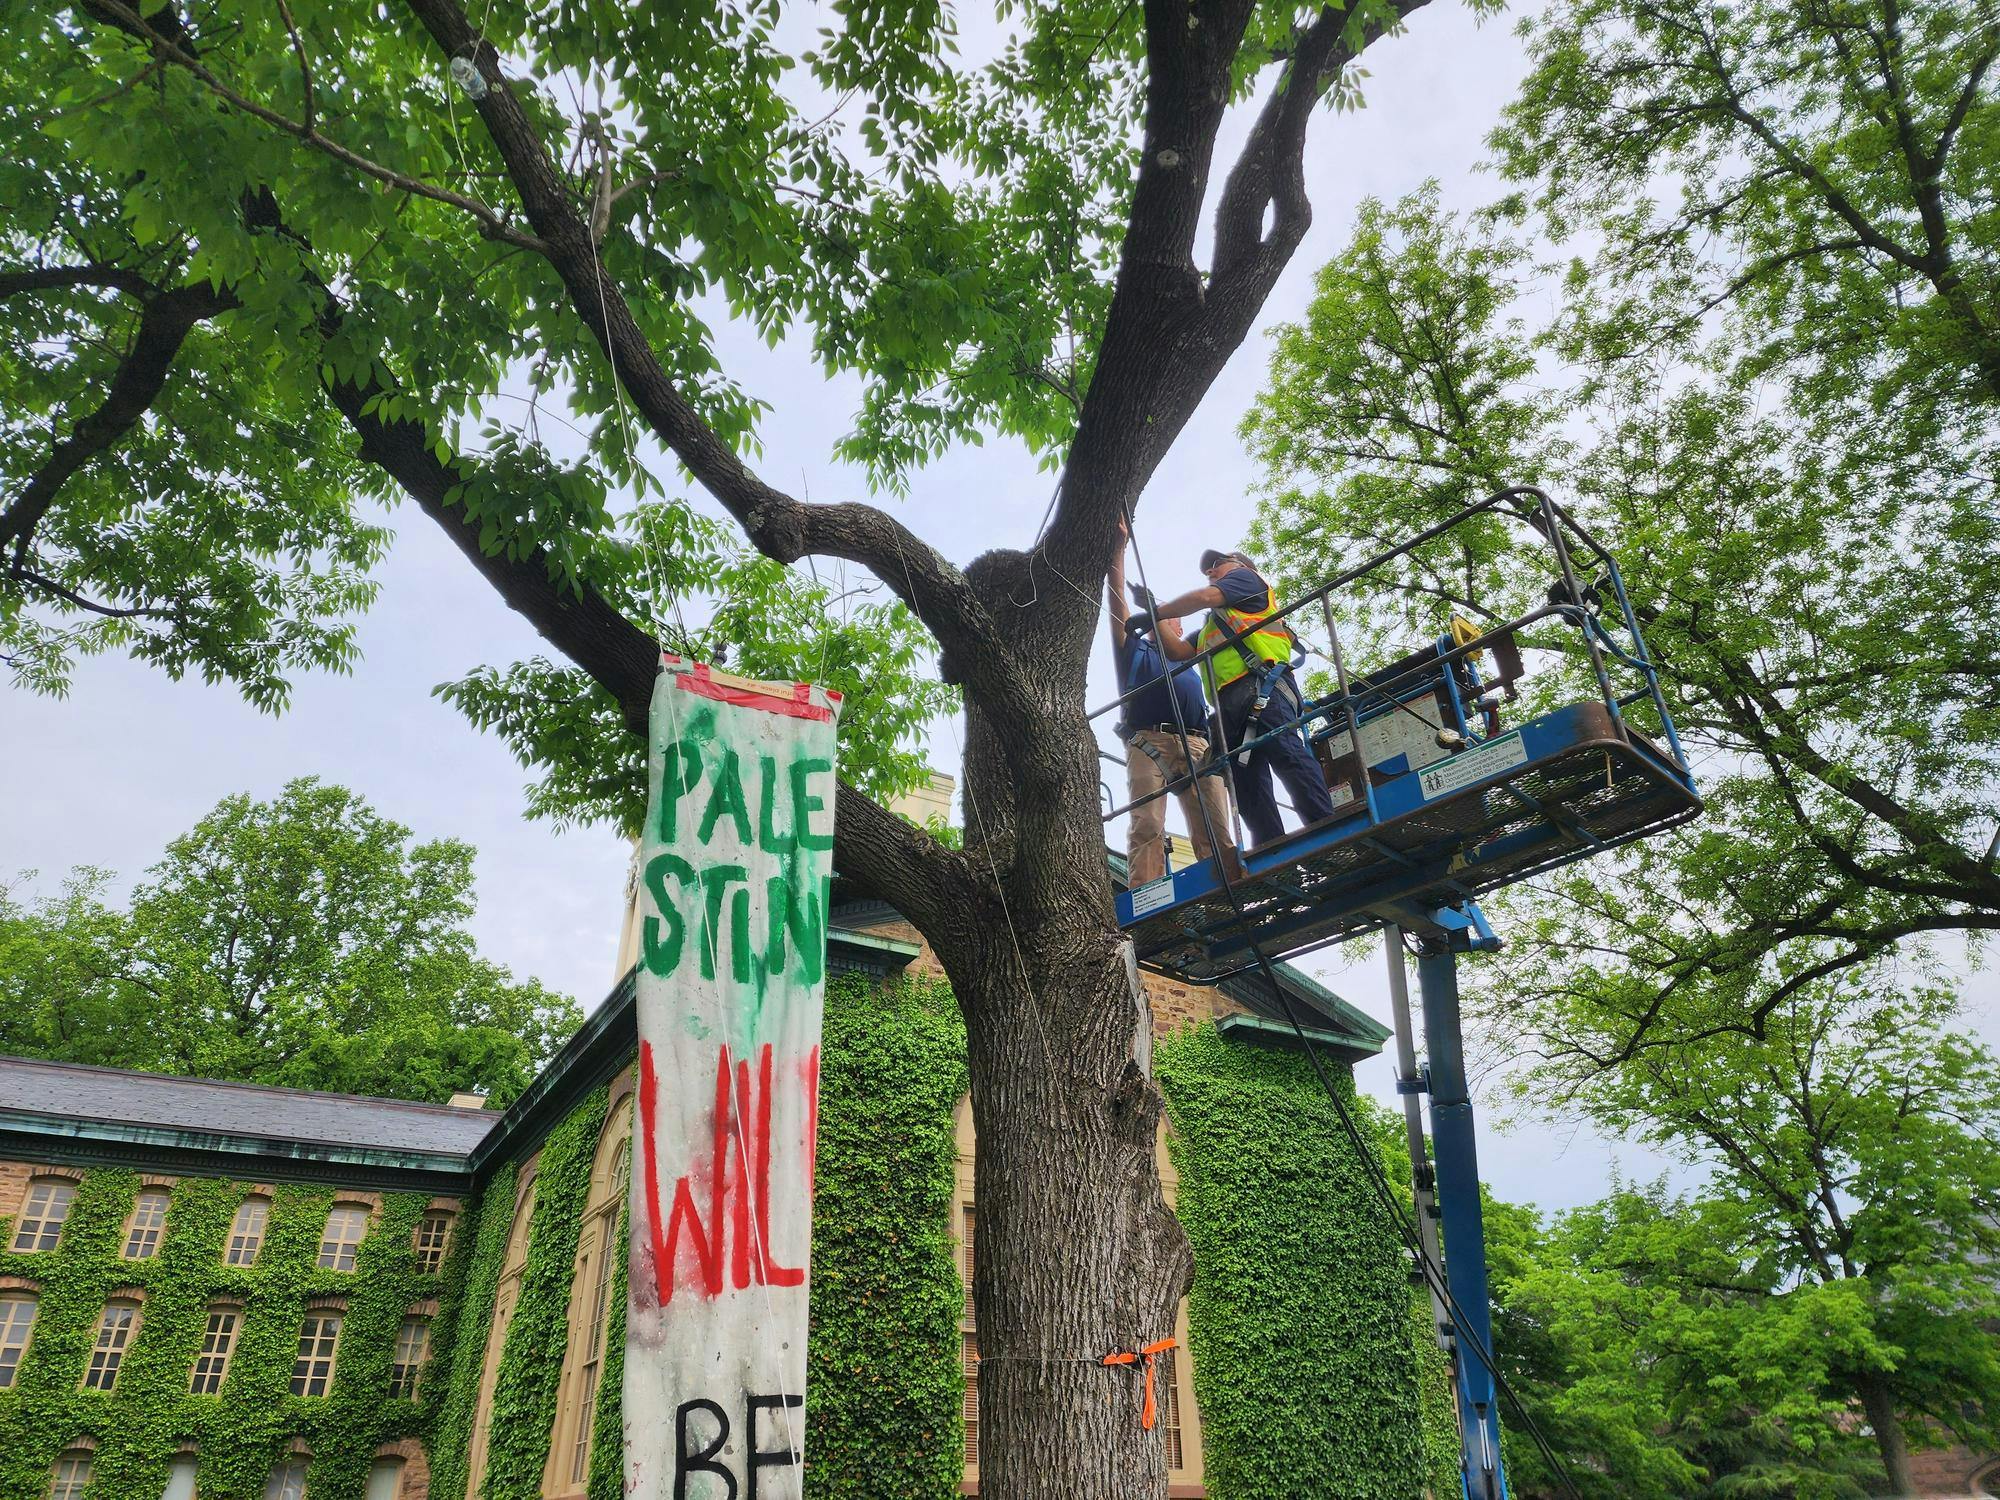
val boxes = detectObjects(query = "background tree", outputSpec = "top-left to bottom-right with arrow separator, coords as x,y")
1244,170 -> 2000,1056
1492,1185 -> 1896,1500
0,0 -> 1476,1486
1507,975 -> 2000,1494
1237,11 -> 2000,1477
0,777 -> 581,1104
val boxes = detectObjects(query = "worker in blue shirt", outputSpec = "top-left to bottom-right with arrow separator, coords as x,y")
1107,530 -> 1240,886
1153,548 -> 1336,849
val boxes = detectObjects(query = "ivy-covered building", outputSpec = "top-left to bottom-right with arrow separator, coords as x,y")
0,892 -> 1453,1500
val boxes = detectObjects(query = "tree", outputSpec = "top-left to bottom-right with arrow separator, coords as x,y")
1491,1186 -> 1895,1500
1490,971 -> 2000,1496
0,0 -> 1473,1486
0,777 -> 581,1104
1489,0 -> 2000,411
1240,162 -> 2000,1494
1244,172 -> 2000,1058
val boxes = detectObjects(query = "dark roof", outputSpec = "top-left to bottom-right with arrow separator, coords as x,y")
0,1055 -> 499,1154
0,918 -> 931,1191
0,1054 -> 498,1194
0,903 -> 1383,1190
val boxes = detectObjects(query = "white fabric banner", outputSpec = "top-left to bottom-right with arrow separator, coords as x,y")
626,657 -> 842,1499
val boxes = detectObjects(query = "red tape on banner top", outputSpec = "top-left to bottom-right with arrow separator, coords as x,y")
661,655 -> 841,722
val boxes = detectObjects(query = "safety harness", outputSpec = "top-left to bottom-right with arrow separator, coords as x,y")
1198,577 -> 1304,764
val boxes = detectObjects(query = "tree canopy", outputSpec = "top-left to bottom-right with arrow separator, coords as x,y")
0,777 -> 580,1104
1239,2 -> 2000,1487
0,0 -> 1474,1484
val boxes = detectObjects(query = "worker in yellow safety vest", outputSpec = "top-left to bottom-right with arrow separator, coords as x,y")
1153,549 -> 1336,849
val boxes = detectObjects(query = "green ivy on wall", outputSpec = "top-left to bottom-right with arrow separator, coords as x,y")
427,1161 -> 518,1500
1411,1301 -> 1463,1498
0,1168 -> 458,1500
481,1087 -> 609,1500
803,974 -> 967,1500
1157,1024 -> 1448,1500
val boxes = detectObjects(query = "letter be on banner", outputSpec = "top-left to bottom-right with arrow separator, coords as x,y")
628,657 -> 842,1500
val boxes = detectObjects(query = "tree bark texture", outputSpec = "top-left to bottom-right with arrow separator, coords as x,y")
1856,1370 -> 1915,1498
946,685 -> 1192,1498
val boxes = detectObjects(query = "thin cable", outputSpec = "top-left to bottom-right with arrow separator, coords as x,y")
1119,505 -> 1588,1500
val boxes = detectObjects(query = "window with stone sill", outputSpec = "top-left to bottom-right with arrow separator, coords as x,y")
12,1179 -> 76,1253
264,1458 -> 308,1500
123,1189 -> 171,1260
189,1304 -> 240,1394
387,1316 -> 430,1400
412,1210 -> 454,1273
0,1292 -> 38,1389
48,1451 -> 92,1500
292,1312 -> 342,1396
225,1197 -> 270,1267
317,1204 -> 370,1271
82,1301 -> 139,1391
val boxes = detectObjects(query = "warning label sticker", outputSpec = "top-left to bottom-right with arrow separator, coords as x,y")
1417,731 -> 1529,801
1131,877 -> 1178,917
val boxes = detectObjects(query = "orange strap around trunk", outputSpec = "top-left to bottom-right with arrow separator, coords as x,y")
1101,1336 -> 1178,1429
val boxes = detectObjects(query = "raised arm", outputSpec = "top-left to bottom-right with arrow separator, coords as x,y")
1106,536 -> 1131,656
1151,583 -> 1226,621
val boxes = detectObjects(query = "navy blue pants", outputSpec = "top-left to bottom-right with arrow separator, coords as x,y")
1217,672 -> 1335,848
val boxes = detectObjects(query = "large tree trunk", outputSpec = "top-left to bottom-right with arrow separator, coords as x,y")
928,666 -> 1194,1497
1856,1370 -> 1915,1497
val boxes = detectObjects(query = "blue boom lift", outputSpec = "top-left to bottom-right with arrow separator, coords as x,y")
1094,487 -> 1701,1500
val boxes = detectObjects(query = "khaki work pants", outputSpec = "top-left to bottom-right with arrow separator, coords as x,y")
1125,729 -> 1238,887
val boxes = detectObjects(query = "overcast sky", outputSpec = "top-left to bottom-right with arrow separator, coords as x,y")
4,0 -> 1989,1214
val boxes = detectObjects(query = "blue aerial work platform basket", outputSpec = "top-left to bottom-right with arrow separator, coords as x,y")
1093,486 -> 1701,1500
1100,486 -> 1699,979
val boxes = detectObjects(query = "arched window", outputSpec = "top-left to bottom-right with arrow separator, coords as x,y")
123,1189 -> 171,1260
48,1449 -> 93,1500
224,1197 -> 270,1266
364,1457 -> 404,1500
0,1291 -> 38,1389
292,1305 -> 343,1396
160,1454 -> 198,1500
13,1179 -> 77,1253
189,1300 -> 242,1394
412,1210 -> 454,1273
317,1204 -> 370,1271
82,1299 -> 140,1390
263,1456 -> 309,1500
547,1105 -> 632,1491
387,1315 -> 431,1400
465,1175 -> 537,1500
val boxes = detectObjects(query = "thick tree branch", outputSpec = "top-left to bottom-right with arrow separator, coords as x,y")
1210,1 -> 1429,286
1933,29 -> 1999,169
1,280 -> 234,565
0,263 -> 155,301
1047,0 -> 1429,598
52,0 -> 980,918
391,0 -> 1035,717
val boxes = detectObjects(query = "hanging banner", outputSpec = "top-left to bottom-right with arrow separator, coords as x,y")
626,656 -> 842,1499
